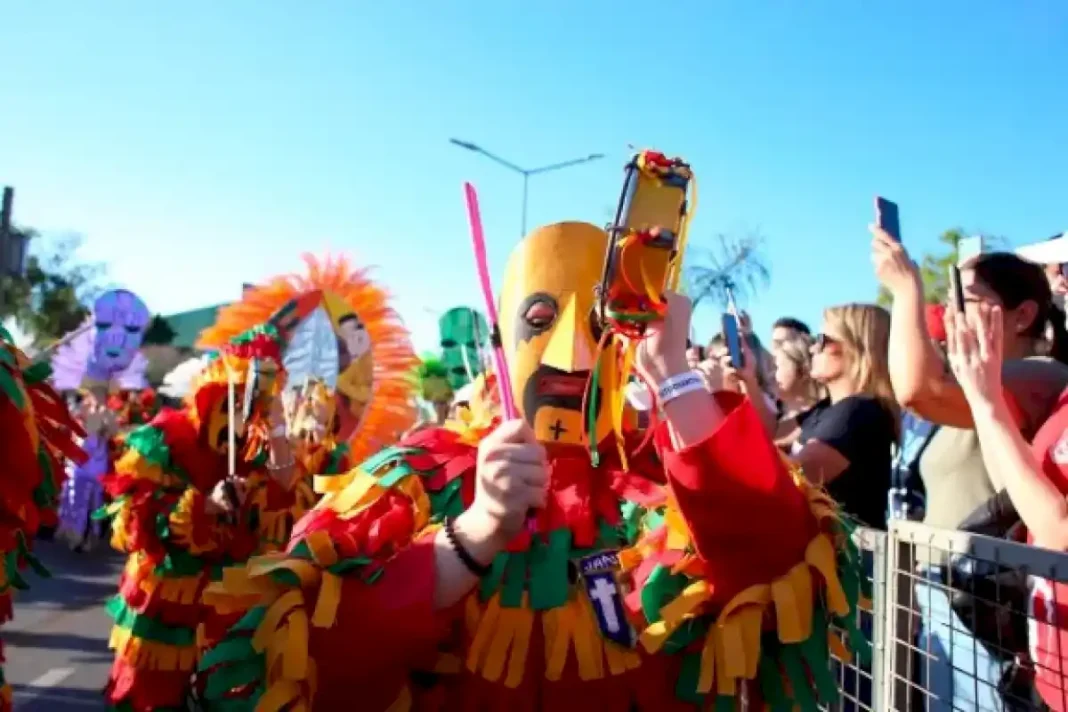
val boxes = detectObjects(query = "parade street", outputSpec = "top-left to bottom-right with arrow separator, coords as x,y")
7,540 -> 119,711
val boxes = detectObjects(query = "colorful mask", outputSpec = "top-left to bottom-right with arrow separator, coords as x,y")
196,255 -> 416,468
498,222 -> 614,446
86,290 -> 150,382
268,290 -> 375,442
438,307 -> 488,390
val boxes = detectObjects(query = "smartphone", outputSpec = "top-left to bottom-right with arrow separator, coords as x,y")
875,197 -> 901,243
722,313 -> 745,370
948,264 -> 965,313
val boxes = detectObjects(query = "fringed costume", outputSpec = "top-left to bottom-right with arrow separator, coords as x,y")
100,326 -> 290,711
193,152 -> 869,711
0,327 -> 86,710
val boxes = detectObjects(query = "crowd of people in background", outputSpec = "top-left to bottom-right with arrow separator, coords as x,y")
677,227 -> 1068,712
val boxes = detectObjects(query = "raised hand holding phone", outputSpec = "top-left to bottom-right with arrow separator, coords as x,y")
875,196 -> 901,243
871,198 -> 921,299
948,264 -> 966,314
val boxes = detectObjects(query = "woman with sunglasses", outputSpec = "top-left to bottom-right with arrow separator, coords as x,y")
791,305 -> 899,530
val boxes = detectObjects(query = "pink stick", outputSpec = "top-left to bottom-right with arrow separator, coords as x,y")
463,182 -> 519,420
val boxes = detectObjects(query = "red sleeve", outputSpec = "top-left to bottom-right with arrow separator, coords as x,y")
653,391 -> 816,609
308,538 -> 455,709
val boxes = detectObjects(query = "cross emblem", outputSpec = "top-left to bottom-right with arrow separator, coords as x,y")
549,419 -> 567,440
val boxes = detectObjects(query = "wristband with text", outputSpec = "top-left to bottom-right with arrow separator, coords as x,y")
656,371 -> 706,406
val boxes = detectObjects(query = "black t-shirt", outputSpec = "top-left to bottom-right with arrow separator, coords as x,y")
798,395 -> 896,529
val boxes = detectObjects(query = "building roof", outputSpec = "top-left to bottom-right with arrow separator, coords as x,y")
164,303 -> 228,350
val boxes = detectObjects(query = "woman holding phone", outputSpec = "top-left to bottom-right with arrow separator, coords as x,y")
790,303 -> 899,529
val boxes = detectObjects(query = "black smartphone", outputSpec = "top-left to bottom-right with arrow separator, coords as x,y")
875,196 -> 901,243
722,313 -> 745,370
949,264 -> 965,313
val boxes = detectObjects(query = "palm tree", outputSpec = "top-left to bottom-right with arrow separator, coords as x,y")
684,230 -> 770,311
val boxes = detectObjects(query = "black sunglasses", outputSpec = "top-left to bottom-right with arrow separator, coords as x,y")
814,333 -> 840,352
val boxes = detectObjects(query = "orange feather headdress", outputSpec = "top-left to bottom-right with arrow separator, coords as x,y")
197,254 -> 418,465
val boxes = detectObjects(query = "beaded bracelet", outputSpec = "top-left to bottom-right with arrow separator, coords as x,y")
444,517 -> 492,577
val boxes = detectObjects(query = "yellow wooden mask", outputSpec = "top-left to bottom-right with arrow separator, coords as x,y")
498,222 -> 614,446
203,391 -> 249,454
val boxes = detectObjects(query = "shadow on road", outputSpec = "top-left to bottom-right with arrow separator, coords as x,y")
11,684 -> 102,710
3,630 -> 106,655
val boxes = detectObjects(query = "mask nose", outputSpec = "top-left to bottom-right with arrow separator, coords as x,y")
540,296 -> 595,373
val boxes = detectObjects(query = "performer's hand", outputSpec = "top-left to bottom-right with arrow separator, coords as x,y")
205,478 -> 246,516
467,419 -> 548,545
636,290 -> 692,384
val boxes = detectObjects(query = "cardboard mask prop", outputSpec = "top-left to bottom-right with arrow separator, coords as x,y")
51,290 -> 150,391
438,307 -> 488,390
498,222 -> 615,447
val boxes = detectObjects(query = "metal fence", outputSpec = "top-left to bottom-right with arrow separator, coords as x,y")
826,521 -> 1068,711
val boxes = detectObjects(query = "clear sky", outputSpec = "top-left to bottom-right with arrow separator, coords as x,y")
2,1 -> 1065,354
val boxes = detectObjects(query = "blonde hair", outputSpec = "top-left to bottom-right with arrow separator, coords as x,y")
823,303 -> 899,438
776,335 -> 824,405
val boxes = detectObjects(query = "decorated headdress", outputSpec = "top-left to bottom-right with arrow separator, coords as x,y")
197,254 -> 417,465
188,324 -> 286,456
51,289 -> 151,392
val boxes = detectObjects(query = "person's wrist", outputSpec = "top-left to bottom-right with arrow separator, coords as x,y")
645,353 -> 691,385
452,506 -> 508,568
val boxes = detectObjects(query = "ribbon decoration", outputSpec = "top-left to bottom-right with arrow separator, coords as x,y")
588,150 -> 696,467
463,182 -> 518,420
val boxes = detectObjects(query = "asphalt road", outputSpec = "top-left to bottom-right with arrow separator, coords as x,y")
5,538 -> 121,711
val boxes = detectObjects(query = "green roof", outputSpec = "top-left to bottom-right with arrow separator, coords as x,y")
164,303 -> 228,350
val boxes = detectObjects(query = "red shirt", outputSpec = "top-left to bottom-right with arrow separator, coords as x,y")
1026,387 -> 1068,711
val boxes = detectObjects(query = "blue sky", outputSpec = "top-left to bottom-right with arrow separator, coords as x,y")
1,1 -> 1065,353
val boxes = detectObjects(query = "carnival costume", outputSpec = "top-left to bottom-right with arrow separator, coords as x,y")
0,326 -> 86,709
53,290 -> 153,551
100,325 -> 293,711
195,153 -> 868,711
197,253 -> 417,490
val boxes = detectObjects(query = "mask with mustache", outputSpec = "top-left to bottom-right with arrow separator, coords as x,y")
497,222 -> 616,446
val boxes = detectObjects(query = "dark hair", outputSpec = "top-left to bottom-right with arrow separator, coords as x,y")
972,252 -> 1068,362
773,317 -> 811,336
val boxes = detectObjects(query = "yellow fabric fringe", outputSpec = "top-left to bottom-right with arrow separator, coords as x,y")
109,625 -> 198,672
463,592 -> 640,689
631,465 -> 855,698
169,488 -> 221,556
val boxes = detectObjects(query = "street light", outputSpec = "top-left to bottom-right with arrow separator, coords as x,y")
449,138 -> 604,236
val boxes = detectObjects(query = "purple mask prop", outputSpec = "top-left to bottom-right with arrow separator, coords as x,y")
87,290 -> 150,381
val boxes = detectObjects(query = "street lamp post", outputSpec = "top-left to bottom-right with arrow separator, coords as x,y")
449,139 -> 604,237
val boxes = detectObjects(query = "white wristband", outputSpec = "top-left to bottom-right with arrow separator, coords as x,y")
656,371 -> 706,406
270,425 -> 287,438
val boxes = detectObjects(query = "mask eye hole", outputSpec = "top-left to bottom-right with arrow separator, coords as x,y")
441,339 -> 458,348
524,299 -> 557,332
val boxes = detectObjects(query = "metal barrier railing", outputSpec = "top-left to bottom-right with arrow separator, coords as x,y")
824,526 -> 888,712
880,518 -> 1068,712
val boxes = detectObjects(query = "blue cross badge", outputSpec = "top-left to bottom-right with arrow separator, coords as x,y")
577,551 -> 636,648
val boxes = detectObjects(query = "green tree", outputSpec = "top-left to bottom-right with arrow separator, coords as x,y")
143,314 -> 177,346
876,228 -> 970,307
0,230 -> 106,347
